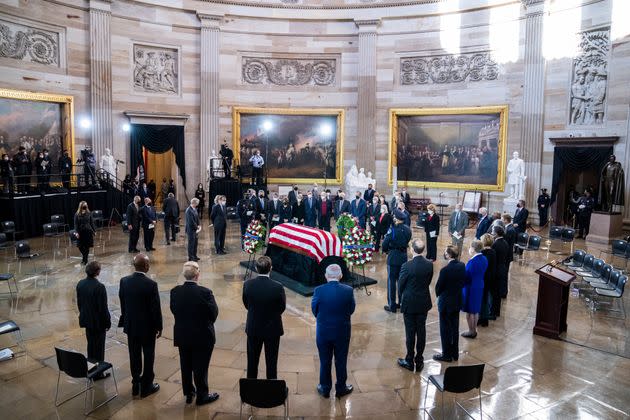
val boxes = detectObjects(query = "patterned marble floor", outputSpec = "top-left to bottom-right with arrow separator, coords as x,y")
0,220 -> 628,419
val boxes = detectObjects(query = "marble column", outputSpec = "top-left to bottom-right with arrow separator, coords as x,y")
89,0 -> 113,164
519,0 -> 545,205
198,13 -> 222,185
355,19 -> 380,171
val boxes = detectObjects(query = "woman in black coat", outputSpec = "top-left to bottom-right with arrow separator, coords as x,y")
422,203 -> 440,261
280,197 -> 293,223
479,233 -> 497,326
374,204 -> 392,252
195,183 -> 205,220
292,194 -> 305,224
491,225 -> 510,317
74,201 -> 96,265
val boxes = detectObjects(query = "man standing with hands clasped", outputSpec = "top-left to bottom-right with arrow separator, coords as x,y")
448,203 -> 468,257
186,198 -> 201,262
382,210 -> 413,313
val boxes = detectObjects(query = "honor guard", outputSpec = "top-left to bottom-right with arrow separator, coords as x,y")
382,210 -> 412,313
576,189 -> 595,239
537,188 -> 551,226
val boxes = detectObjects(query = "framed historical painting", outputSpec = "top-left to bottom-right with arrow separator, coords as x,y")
232,107 -> 344,184
388,106 -> 508,191
0,88 -> 75,169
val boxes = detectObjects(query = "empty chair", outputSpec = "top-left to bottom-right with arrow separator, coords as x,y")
43,223 -> 64,250
561,228 -> 576,253
1,221 -> 23,242
593,275 -> 627,316
549,226 -> 563,241
563,249 -> 586,268
239,378 -> 289,419
599,239 -> 629,272
581,258 -> 604,279
92,210 -> 105,229
423,364 -> 485,420
588,266 -> 617,290
0,232 -> 11,260
15,241 -> 48,283
0,320 -> 25,353
54,347 -> 118,415
0,273 -> 19,300
528,235 -> 541,250
50,214 -> 68,233
514,232 -> 529,258
574,254 -> 595,276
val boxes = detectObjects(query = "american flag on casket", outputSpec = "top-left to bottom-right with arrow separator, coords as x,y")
268,223 -> 343,263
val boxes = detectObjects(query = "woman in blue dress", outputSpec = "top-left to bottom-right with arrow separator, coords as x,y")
462,240 -> 488,338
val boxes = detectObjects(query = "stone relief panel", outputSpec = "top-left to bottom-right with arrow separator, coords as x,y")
0,18 -> 60,67
569,27 -> 610,126
400,52 -> 499,85
133,43 -> 179,95
242,56 -> 336,86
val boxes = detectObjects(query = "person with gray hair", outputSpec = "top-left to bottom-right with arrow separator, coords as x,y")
312,264 -> 355,399
162,192 -> 180,245
170,261 -> 220,406
185,198 -> 201,261
475,207 -> 491,240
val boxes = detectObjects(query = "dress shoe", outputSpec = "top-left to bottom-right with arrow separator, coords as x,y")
432,353 -> 453,362
185,392 -> 196,404
477,319 -> 489,327
415,362 -> 424,372
193,257 -> 201,262
196,392 -> 219,406
149,247 -> 156,251
166,242 -> 171,245
132,383 -> 140,396
397,358 -> 414,372
140,383 -> 160,398
461,331 -> 478,339
317,384 -> 330,398
383,305 -> 397,313
335,384 -> 353,398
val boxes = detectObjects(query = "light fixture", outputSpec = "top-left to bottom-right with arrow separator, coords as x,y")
122,123 -> 130,132
79,117 -> 91,129
320,123 -> 333,137
262,120 -> 273,132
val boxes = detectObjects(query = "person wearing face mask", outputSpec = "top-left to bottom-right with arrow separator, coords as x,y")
35,151 -> 47,192
401,188 -> 411,207
126,196 -> 142,253
255,190 -> 268,222
374,204 -> 392,252
396,201 -> 411,227
303,191 -> 318,227
491,226 -> 510,312
350,191 -> 367,229
317,191 -> 333,231
461,240 -> 488,339
367,196 -> 380,234
478,233 -> 497,327
334,192 -> 350,220
422,204 -> 440,261
363,183 -> 375,202
1,153 -> 14,194
12,146 -> 31,194
266,192 -> 282,229
210,195 -> 227,255
74,201 -> 96,265
382,210 -> 413,313
140,197 -> 157,252
513,199 -> 528,234
448,203 -> 468,257
194,183 -> 205,220
293,193 -> 305,224
288,185 -> 298,206
58,150 -> 72,190
280,197 -> 293,223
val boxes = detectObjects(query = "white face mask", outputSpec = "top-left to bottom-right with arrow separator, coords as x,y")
428,210 -> 434,215
220,201 -> 226,205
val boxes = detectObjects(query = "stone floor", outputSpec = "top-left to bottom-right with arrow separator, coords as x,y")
0,220 -> 628,419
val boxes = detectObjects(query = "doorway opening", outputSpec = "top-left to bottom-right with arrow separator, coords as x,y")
144,148 -> 176,206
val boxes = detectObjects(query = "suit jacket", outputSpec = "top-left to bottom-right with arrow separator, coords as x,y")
210,203 -> 227,229
376,212 -> 393,235
140,205 -> 157,229
492,237 -> 510,281
334,199 -> 351,219
435,260 -> 466,313
126,203 -> 140,230
288,190 -> 298,205
292,201 -> 305,222
363,189 -> 375,202
238,198 -> 256,224
312,281 -> 355,339
317,199 -> 333,227
423,213 -> 440,239
162,197 -> 179,219
350,198 -> 367,221
118,272 -> 163,336
504,224 -> 516,262
481,247 -> 497,291
304,197 -> 318,226
280,204 -> 293,222
513,207 -> 529,233
243,275 -> 286,338
266,199 -> 281,222
185,206 -> 199,235
170,282 -> 218,348
398,256 -> 434,314
402,192 -> 411,207
476,216 -> 492,239
366,203 -> 380,222
448,210 -> 468,239
76,276 -> 111,331
254,197 -> 268,218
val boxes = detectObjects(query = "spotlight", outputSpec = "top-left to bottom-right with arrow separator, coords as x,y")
122,123 -> 130,132
262,120 -> 273,132
320,123 -> 333,137
79,117 -> 91,129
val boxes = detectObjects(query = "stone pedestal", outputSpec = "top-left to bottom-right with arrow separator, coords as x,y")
586,212 -> 624,244
503,198 -> 519,215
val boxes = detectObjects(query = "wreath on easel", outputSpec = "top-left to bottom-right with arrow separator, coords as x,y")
341,225 -> 375,267
243,219 -> 267,254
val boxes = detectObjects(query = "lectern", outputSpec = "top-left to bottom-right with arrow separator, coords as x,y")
533,264 -> 576,339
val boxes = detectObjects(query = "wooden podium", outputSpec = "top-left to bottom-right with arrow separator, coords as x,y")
533,264 -> 576,339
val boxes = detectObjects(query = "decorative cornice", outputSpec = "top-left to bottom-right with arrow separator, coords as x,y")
549,136 -> 618,146
197,13 -> 224,29
123,110 -> 190,126
355,19 -> 381,33
89,0 -> 112,13
521,0 -> 544,6
196,0 -> 441,10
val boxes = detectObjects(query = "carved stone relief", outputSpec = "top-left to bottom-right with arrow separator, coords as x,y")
569,27 -> 610,126
0,18 -> 59,66
242,57 -> 336,86
400,52 -> 499,85
133,44 -> 179,94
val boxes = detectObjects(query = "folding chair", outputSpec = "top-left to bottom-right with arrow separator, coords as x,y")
239,378 -> 289,419
0,320 -> 25,353
592,274 -> 627,317
51,214 -> 69,233
1,221 -> 23,242
0,273 -> 18,301
423,364 -> 485,420
563,249 -> 586,268
561,227 -> 576,254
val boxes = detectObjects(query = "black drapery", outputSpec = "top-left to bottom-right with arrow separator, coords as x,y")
130,124 -> 187,190
550,146 -> 612,204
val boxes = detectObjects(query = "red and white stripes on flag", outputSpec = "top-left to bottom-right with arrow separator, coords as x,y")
268,223 -> 343,263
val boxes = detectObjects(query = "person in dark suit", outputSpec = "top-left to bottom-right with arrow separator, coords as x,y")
140,198 -> 157,251
382,210 -> 413,313
397,240 -> 433,372
513,199 -> 528,234
501,214 -> 516,268
280,197 -> 293,223
448,203 -> 469,257
210,195 -> 227,255
422,204 -> 440,261
334,192 -> 351,220
170,261 -> 220,406
292,193 -> 305,224
363,184 -> 375,203
475,207 -> 492,240
126,196 -> 142,253
350,191 -> 367,229
401,188 -> 411,208
288,185 -> 298,206
395,201 -> 412,227
139,183 -> 150,201
118,254 -> 162,398
266,192 -> 282,229
162,192 -> 179,245
303,191 -> 318,227
238,192 -> 256,247
374,204 -> 392,252
317,191 -> 333,231
185,198 -> 201,262
312,264 -> 355,399
242,256 -> 286,379
254,190 -> 268,221
76,261 -> 111,373
492,225 -> 510,310
433,246 -> 465,362
366,197 -> 381,234
478,234 -> 497,327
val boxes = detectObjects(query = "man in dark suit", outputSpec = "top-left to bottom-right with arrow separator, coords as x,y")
254,190 -> 268,221
185,198 -> 201,261
242,256 -> 286,379
317,191 -> 333,231
162,192 -> 179,245
288,185 -> 298,206
433,246 -> 466,362
76,261 -> 111,374
118,254 -> 162,398
126,196 -> 142,253
334,192 -> 350,219
363,183 -> 375,202
448,203 -> 468,257
170,261 -> 220,406
401,188 -> 411,208
312,264 -> 355,399
210,195 -> 227,254
397,240 -> 433,372
382,210 -> 413,313
475,207 -> 492,240
140,198 -> 157,251
513,199 -> 528,234
502,214 -> 516,267
266,192 -> 282,229
350,191 -> 367,229
492,225 -> 511,306
304,191 -> 318,227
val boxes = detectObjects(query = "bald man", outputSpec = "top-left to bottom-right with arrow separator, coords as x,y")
118,253 -> 163,398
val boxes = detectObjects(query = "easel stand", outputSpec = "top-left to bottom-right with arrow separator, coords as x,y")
350,264 -> 371,296
244,251 -> 256,280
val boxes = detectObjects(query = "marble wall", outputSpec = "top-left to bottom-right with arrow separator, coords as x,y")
0,0 -> 628,226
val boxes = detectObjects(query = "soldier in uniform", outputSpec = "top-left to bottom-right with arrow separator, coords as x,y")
382,210 -> 413,313
537,188 -> 550,226
237,191 -> 256,249
576,189 -> 595,239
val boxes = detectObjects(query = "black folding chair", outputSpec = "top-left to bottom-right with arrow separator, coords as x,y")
54,347 -> 118,415
423,364 -> 485,420
593,274 -> 627,317
51,214 -> 69,233
563,249 -> 586,269
92,210 -> 105,229
0,273 -> 18,301
239,378 -> 289,419
0,320 -> 25,353
599,239 -> 629,272
43,223 -> 64,252
514,232 -> 529,260
1,221 -> 23,242
561,227 -> 576,254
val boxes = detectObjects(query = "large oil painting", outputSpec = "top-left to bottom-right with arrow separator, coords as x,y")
389,106 -> 508,191
233,107 -> 344,184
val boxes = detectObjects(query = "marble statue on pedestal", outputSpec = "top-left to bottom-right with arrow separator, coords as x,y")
506,151 -> 526,200
598,154 -> 625,213
345,163 -> 375,193
100,148 -> 116,179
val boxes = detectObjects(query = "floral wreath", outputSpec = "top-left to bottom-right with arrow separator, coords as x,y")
243,219 -> 267,254
335,213 -> 357,239
342,225 -> 375,267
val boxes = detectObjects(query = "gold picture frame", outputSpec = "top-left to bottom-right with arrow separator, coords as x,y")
0,87 -> 75,165
388,106 -> 508,191
232,107 -> 344,185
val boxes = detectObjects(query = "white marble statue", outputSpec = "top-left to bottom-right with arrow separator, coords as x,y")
345,163 -> 375,193
100,148 -> 116,178
366,171 -> 376,189
357,167 -> 368,186
506,151 -> 526,199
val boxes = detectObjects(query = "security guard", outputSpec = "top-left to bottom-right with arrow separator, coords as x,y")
576,189 -> 595,239
237,191 -> 256,249
382,210 -> 412,313
537,188 -> 551,226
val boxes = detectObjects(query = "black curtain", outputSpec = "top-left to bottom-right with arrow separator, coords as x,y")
130,124 -> 187,190
550,146 -> 611,204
